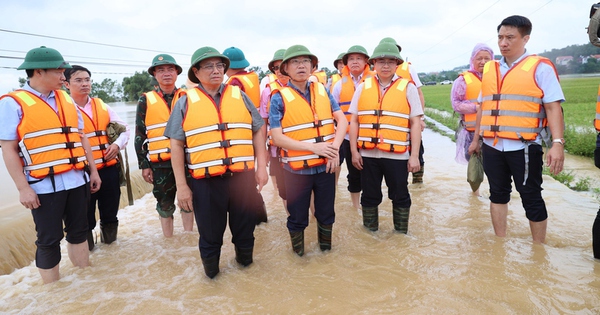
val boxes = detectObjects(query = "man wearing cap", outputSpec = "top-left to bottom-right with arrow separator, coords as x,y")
135,54 -> 193,238
269,45 -> 347,256
165,46 -> 267,279
468,15 -> 565,244
331,45 -> 375,210
349,42 -> 423,234
223,46 -> 268,224
64,65 -> 130,250
0,46 -> 101,283
260,49 -> 289,212
379,37 -> 427,184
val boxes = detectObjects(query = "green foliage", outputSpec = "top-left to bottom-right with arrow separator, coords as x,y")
18,78 -> 26,88
122,71 -> 153,102
573,176 -> 592,191
419,70 -> 461,84
91,78 -> 121,103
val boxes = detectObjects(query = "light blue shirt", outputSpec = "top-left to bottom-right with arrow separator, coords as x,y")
0,82 -> 88,194
269,81 -> 341,175
479,51 -> 565,152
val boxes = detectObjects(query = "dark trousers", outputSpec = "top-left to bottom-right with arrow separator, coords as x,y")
593,208 -> 600,259
192,170 -> 257,259
339,139 -> 361,193
87,165 -> 121,230
360,157 -> 411,208
284,170 -> 336,231
32,183 -> 89,269
482,143 -> 547,222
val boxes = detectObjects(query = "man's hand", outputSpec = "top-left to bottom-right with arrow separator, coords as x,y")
312,142 -> 338,160
351,151 -> 363,170
142,168 -> 153,184
546,144 -> 564,175
407,156 -> 421,173
255,166 -> 268,192
104,143 -> 120,161
19,186 -> 40,210
89,171 -> 102,194
176,184 -> 193,213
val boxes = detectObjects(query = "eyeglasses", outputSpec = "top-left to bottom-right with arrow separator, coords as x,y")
272,66 -> 280,71
71,78 -> 92,84
200,63 -> 226,71
375,60 -> 397,67
154,67 -> 177,74
289,58 -> 312,66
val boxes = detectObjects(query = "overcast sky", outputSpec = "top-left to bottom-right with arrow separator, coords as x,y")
0,0 -> 590,94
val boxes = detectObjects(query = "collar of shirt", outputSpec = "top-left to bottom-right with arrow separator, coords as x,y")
351,72 -> 363,85
286,81 -> 312,101
499,49 -> 530,71
23,81 -> 58,110
375,74 -> 400,91
78,96 -> 94,117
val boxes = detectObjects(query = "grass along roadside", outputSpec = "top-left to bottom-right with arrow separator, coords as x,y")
420,76 -> 600,194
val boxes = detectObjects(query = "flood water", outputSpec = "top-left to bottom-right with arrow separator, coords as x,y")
0,103 -> 599,314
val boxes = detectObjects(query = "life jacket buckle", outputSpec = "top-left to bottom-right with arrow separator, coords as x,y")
68,157 -> 78,164
373,109 -> 383,116
217,123 -> 228,131
490,125 -> 500,132
65,141 -> 76,149
492,94 -> 502,101
314,136 -> 324,143
94,130 -> 104,136
490,109 -> 500,116
313,120 -> 323,127
372,123 -> 380,129
220,140 -> 231,148
222,157 -> 233,165
61,126 -> 71,134
371,137 -> 379,144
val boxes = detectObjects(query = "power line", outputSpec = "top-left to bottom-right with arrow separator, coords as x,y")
0,28 -> 190,56
0,49 -> 149,65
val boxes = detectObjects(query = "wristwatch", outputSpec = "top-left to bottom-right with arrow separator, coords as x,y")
552,138 -> 565,145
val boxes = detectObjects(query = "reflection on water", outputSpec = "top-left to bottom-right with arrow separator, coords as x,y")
1,114 -> 599,312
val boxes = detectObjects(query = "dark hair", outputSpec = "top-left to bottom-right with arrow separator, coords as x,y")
25,69 -> 34,78
64,65 -> 91,82
497,15 -> 532,37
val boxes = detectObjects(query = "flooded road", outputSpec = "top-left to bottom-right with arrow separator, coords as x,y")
1,125 -> 598,314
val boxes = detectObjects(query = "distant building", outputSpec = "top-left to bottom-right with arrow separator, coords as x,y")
555,56 -> 573,65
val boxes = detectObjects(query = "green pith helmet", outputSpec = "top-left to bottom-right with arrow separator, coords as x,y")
379,37 -> 402,53
148,54 -> 182,76
333,52 -> 344,68
188,46 -> 230,83
222,47 -> 250,69
369,42 -> 404,65
280,45 -> 318,76
17,46 -> 71,70
268,49 -> 286,72
342,45 -> 370,65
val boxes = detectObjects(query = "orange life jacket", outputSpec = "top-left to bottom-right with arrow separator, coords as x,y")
267,79 -> 286,147
2,89 -> 87,179
312,70 -> 327,85
395,62 -> 413,80
144,89 -> 183,163
182,86 -> 255,179
79,98 -> 118,170
357,77 -> 412,153
279,82 -> 335,170
480,56 -> 554,142
460,71 -> 482,132
330,73 -> 341,90
227,71 -> 260,108
339,65 -> 375,129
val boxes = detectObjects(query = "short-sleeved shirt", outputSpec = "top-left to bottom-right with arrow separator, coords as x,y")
269,81 -> 341,175
0,82 -> 88,194
164,83 -> 264,142
479,51 -> 565,152
348,74 -> 423,161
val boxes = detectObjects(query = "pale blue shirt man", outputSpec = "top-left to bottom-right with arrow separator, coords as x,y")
0,82 -> 88,194
479,50 -> 565,152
